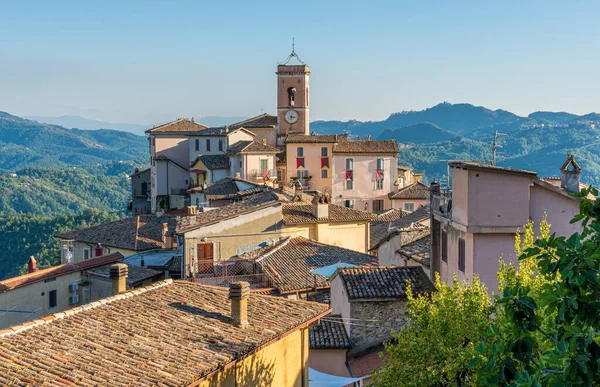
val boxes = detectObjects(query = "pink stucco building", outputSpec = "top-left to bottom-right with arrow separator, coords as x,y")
430,156 -> 584,293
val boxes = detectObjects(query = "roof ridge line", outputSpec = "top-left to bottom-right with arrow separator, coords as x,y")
0,278 -> 174,338
254,237 -> 292,263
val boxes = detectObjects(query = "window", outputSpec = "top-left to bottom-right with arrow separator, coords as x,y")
297,170 -> 309,180
260,159 -> 268,175
206,139 -> 211,152
441,231 -> 448,263
375,158 -> 384,190
372,199 -> 384,212
376,179 -> 384,190
458,238 -> 465,272
404,202 -> 415,212
321,147 -> 328,157
342,200 -> 354,209
297,147 -> 304,157
345,158 -> 354,190
218,139 -> 223,152
83,248 -> 91,260
239,160 -> 243,168
321,169 -> 328,179
195,139 -> 199,151
49,289 -> 57,309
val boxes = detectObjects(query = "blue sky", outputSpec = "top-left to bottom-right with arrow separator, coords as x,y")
0,0 -> 598,124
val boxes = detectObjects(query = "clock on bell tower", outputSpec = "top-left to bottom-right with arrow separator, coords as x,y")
276,47 -> 310,136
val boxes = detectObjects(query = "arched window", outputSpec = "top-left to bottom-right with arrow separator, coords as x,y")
288,87 -> 296,107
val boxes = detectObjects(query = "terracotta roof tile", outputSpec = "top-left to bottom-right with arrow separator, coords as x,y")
309,314 -> 352,349
396,234 -> 431,269
333,140 -> 399,154
371,208 -> 408,223
389,182 -> 429,200
231,114 -> 278,128
348,344 -> 389,377
240,237 -> 376,294
228,140 -> 280,154
449,161 -> 537,176
85,263 -> 162,284
57,216 -> 176,251
285,134 -> 344,143
145,118 -> 208,133
198,177 -> 264,200
0,253 -> 123,293
198,154 -> 230,169
337,266 -> 434,301
176,191 -> 281,232
370,206 -> 430,250
0,280 -> 330,385
282,203 -> 373,225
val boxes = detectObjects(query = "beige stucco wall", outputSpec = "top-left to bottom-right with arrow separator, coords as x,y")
61,241 -> 135,264
281,221 -> 369,254
330,275 -> 352,336
439,225 -> 474,287
472,233 -> 517,293
332,154 -> 398,212
152,135 -> 189,167
529,184 -> 581,236
245,154 -> 276,181
309,349 -> 351,377
391,199 -> 427,211
285,142 -> 334,191
0,271 -> 82,329
199,327 -> 310,387
377,234 -> 402,266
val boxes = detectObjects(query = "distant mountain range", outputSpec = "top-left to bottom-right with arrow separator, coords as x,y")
25,115 -> 250,134
312,102 -> 600,185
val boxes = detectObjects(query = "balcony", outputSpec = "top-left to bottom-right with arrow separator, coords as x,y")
248,169 -> 277,182
132,189 -> 149,199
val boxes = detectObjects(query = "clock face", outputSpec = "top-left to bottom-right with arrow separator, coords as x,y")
284,110 -> 299,124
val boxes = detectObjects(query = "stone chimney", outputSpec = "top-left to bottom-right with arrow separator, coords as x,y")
312,192 -> 330,219
261,138 -> 267,145
186,206 -> 197,216
27,256 -> 37,273
366,134 -> 372,140
234,172 -> 241,178
560,154 -> 582,194
224,125 -> 229,133
109,263 -> 128,295
229,281 -> 250,328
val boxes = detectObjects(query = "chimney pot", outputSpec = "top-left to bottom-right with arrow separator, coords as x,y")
560,154 -> 582,194
312,193 -> 330,219
27,256 -> 37,273
109,263 -> 128,295
229,281 -> 250,328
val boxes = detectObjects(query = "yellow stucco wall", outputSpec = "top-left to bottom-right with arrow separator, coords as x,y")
281,221 -> 369,253
199,328 -> 309,387
286,142 -> 334,191
61,241 -> 135,264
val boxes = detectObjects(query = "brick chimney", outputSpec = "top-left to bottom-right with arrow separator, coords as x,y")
95,243 -> 103,257
560,154 -> 582,194
229,281 -> 250,328
109,263 -> 128,295
186,206 -> 197,216
27,256 -> 37,273
312,192 -> 330,219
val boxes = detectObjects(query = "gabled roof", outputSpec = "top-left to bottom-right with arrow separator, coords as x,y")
194,154 -> 230,170
231,113 -> 278,128
129,167 -> 150,178
145,118 -> 208,134
285,134 -> 342,143
191,126 -> 255,137
309,314 -> 352,349
228,140 -> 280,154
282,203 -> 373,225
56,216 -> 177,251
333,140 -> 399,154
200,177 -> 264,201
371,208 -> 408,223
335,266 -> 434,301
370,206 -> 430,250
0,253 -> 123,294
85,263 -> 162,284
396,234 -> 431,269
389,181 -> 429,200
176,191 -> 282,233
239,236 -> 376,294
0,280 -> 330,385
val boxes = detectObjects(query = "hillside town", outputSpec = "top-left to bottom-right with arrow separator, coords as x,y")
0,47 -> 597,387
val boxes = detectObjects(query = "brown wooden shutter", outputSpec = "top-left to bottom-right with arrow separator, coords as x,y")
197,243 -> 214,274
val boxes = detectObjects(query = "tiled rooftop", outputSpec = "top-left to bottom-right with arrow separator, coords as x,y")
85,263 -> 162,284
176,191 -> 282,233
396,234 -> 431,269
190,126 -> 254,137
228,140 -> 280,154
371,208 -> 408,223
239,237 -> 376,294
285,134 -> 343,143
197,177 -> 264,201
231,113 -> 278,128
370,206 -> 430,250
145,118 -> 208,133
449,161 -> 538,177
282,203 -> 373,225
0,253 -> 123,294
197,154 -> 230,169
348,344 -> 389,377
309,314 -> 352,349
389,181 -> 429,200
57,216 -> 177,251
336,266 -> 434,301
0,280 -> 330,386
333,139 -> 399,154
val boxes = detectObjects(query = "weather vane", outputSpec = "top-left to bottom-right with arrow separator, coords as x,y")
279,37 -> 306,65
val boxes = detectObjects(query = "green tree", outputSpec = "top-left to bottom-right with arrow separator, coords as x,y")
374,274 -> 493,387
474,187 -> 600,386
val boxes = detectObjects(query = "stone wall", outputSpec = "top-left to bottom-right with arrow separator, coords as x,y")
350,300 -> 408,348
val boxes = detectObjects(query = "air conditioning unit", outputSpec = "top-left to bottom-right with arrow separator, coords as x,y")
69,294 -> 79,305
68,282 -> 78,292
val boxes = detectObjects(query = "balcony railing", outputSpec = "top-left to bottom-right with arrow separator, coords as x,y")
248,169 -> 277,181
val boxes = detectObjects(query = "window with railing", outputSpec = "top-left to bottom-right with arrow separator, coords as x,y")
345,158 -> 354,189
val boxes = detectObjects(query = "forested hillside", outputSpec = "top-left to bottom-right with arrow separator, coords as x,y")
0,209 -> 122,280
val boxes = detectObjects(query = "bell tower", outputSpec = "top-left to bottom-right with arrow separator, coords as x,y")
276,43 -> 310,136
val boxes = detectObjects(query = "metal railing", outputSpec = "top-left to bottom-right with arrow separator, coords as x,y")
248,169 -> 277,180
